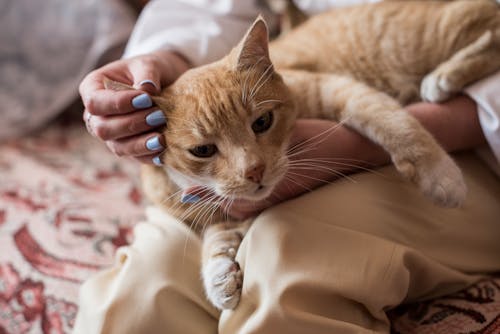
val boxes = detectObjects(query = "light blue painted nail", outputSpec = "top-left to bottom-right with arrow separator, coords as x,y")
146,110 -> 166,127
132,93 -> 153,109
152,156 -> 162,166
181,194 -> 201,204
146,136 -> 164,151
139,79 -> 158,90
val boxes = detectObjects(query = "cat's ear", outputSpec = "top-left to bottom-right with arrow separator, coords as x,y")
233,16 -> 272,71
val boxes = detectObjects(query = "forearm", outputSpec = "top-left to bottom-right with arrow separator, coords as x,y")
337,94 -> 486,168
287,95 -> 485,189
407,95 -> 486,153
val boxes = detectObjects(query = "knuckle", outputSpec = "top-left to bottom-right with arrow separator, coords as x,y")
113,97 -> 122,114
134,56 -> 159,76
93,120 -> 109,140
106,141 -> 124,157
133,138 -> 149,156
84,93 -> 97,114
78,72 -> 93,95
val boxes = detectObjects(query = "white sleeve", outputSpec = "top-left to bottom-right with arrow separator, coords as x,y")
465,70 -> 500,166
123,0 -> 278,67
293,0 -> 381,15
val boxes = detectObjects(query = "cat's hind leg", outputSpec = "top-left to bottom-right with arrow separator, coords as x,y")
421,29 -> 500,102
202,221 -> 250,310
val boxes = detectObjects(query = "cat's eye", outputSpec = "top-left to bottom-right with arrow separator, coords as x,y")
189,144 -> 218,158
252,111 -> 274,134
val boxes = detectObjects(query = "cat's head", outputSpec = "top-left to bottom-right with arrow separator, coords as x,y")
155,17 -> 296,201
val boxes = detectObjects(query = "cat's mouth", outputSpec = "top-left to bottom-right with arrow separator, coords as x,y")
239,183 -> 274,201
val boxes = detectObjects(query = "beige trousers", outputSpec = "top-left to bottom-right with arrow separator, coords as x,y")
73,152 -> 500,334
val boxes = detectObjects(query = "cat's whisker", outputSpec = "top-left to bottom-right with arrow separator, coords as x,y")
287,164 -> 357,183
287,118 -> 350,156
288,158 -> 385,177
287,169 -> 357,187
181,193 -> 221,263
203,198 -> 226,235
283,175 -> 315,192
254,99 -> 283,109
190,196 -> 219,234
248,63 -> 274,101
241,56 -> 265,106
198,196 -> 225,236
158,188 -> 184,207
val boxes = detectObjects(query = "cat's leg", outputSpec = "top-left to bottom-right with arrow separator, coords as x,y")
421,29 -> 500,102
285,71 -> 467,207
202,220 -> 251,310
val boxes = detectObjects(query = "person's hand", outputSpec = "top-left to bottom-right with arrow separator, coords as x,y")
80,50 -> 190,164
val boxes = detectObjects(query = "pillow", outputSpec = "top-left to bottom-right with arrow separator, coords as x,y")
0,0 -> 136,140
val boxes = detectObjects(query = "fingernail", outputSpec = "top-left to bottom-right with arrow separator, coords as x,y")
152,156 -> 163,166
132,93 -> 153,109
181,194 -> 201,203
139,79 -> 159,90
146,136 -> 164,151
146,110 -> 166,127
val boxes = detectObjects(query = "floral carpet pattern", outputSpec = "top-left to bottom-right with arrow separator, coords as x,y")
0,117 -> 144,333
0,117 -> 499,333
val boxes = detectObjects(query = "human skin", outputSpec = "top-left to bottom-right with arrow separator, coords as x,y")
80,50 -> 190,164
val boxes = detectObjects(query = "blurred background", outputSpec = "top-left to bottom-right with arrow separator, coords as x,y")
0,0 -> 148,140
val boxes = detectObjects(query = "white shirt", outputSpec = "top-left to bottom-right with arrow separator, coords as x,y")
124,0 -> 500,173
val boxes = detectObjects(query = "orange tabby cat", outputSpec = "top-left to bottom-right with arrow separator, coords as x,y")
106,0 -> 500,310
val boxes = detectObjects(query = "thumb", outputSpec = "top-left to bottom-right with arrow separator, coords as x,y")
129,61 -> 162,95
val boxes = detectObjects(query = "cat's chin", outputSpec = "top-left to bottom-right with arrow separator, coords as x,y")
230,184 -> 274,202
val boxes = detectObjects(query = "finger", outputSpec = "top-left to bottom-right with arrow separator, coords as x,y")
105,132 -> 165,158
129,59 -> 162,95
133,153 -> 164,165
84,88 -> 154,116
79,68 -> 134,108
86,108 -> 166,141
83,109 -> 93,136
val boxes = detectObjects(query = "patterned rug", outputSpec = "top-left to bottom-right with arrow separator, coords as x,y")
0,116 -> 499,334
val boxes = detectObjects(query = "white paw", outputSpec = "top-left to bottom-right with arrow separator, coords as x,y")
419,154 -> 467,208
203,257 -> 243,310
420,72 -> 456,103
397,154 -> 467,208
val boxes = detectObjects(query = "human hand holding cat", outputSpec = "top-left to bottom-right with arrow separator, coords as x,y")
182,96 -> 485,220
183,118 -> 389,220
80,50 -> 189,164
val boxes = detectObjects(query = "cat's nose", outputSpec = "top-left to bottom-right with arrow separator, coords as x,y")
245,164 -> 265,184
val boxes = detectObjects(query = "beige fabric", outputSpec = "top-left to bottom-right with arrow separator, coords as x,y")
73,152 -> 500,334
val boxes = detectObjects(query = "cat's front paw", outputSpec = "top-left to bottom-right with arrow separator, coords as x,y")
420,71 -> 457,103
395,154 -> 467,208
203,257 -> 243,310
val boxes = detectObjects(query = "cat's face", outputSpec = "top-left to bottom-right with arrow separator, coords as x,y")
155,19 -> 296,201
156,63 -> 295,201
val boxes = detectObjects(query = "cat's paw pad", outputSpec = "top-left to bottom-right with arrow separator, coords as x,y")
418,155 -> 467,207
420,72 -> 457,103
203,257 -> 243,310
